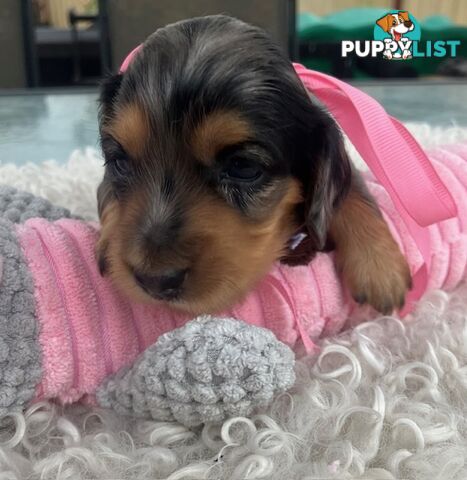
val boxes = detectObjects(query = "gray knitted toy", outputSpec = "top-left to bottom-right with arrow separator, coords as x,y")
0,185 -> 296,426
97,316 -> 295,426
0,185 -> 75,222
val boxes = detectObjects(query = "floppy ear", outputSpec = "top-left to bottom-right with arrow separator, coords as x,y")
97,177 -> 114,220
97,73 -> 123,217
281,110 -> 352,266
376,14 -> 392,32
98,73 -> 123,128
95,177 -> 115,275
399,11 -> 410,22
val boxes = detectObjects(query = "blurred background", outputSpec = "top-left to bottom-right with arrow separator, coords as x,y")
1,1 -> 466,164
3,0 -> 467,88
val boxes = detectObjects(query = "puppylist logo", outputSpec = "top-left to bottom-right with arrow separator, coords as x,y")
342,10 -> 461,60
375,11 -> 418,60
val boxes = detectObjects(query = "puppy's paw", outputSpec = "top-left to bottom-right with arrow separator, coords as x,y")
338,236 -> 412,315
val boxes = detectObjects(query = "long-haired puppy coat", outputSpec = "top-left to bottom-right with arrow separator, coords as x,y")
97,15 -> 411,315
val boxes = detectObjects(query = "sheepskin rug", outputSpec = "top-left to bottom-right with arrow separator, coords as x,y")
1,123 -> 467,480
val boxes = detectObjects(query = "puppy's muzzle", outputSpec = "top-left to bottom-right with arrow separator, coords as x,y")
134,268 -> 188,300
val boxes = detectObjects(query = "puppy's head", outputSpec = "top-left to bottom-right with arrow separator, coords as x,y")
377,11 -> 413,36
97,15 -> 351,315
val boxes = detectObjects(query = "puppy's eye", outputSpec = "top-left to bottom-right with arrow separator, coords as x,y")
102,136 -> 131,178
393,19 -> 397,25
112,155 -> 130,177
221,158 -> 263,182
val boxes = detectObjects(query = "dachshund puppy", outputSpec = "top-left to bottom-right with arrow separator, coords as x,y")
97,15 -> 411,315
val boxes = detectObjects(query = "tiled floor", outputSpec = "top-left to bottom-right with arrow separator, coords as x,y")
1,82 -> 466,165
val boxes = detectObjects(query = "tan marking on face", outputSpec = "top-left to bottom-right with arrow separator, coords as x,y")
175,178 -> 302,313
98,178 -> 303,314
97,193 -> 152,302
191,111 -> 252,165
105,103 -> 149,159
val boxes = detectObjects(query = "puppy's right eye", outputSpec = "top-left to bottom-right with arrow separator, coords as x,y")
111,155 -> 130,177
221,158 -> 264,183
102,136 -> 131,178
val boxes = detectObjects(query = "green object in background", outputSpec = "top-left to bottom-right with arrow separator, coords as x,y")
298,8 -> 389,41
298,8 -> 467,77
84,0 -> 98,14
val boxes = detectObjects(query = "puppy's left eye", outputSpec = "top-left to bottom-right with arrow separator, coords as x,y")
221,158 -> 264,183
102,136 -> 131,178
112,155 -> 130,177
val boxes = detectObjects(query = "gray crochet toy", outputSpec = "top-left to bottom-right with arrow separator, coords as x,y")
0,185 -> 295,426
97,316 -> 295,425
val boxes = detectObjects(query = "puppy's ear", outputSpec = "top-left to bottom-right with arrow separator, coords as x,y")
97,74 -> 122,220
96,74 -> 122,275
376,14 -> 392,32
399,11 -> 410,22
96,179 -> 114,275
282,112 -> 351,266
98,73 -> 123,125
303,117 -> 352,250
97,178 -> 114,220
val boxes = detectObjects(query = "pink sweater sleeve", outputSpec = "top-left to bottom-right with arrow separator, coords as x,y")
14,143 -> 467,404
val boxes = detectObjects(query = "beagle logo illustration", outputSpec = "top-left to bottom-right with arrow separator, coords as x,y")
375,11 -> 417,59
342,10 -> 460,60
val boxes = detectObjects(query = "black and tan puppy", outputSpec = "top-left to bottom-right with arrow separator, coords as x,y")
97,15 -> 411,315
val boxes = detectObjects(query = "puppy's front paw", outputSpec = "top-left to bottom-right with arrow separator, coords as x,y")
338,236 -> 412,315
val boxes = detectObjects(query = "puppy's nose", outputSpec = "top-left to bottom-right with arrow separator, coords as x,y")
134,269 -> 187,300
404,20 -> 412,27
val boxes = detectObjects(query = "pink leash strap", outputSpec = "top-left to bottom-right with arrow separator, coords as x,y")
294,63 -> 457,313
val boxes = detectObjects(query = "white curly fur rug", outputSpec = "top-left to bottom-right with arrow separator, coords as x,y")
1,123 -> 467,480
